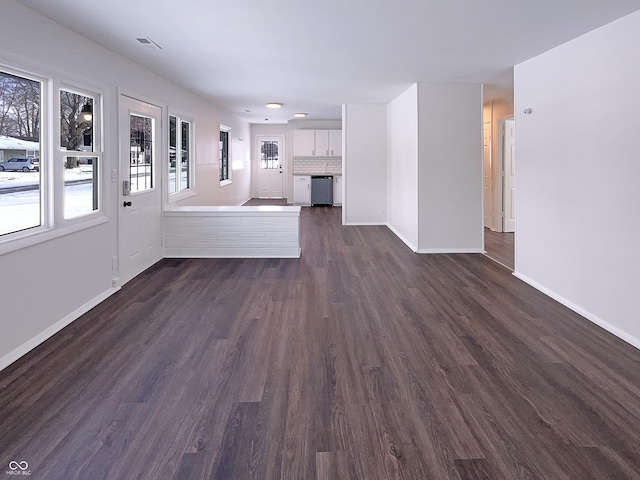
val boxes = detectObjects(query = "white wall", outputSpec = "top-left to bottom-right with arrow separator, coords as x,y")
0,0 -> 251,369
514,10 -> 640,348
343,104 -> 387,224
417,83 -> 483,253
387,85 -> 419,250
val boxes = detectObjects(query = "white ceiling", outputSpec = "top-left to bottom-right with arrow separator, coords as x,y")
14,0 -> 640,124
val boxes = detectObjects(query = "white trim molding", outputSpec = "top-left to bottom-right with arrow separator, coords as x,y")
514,271 -> 640,351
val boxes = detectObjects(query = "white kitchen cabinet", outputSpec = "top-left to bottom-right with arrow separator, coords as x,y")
293,130 -> 315,156
315,130 -> 330,156
293,129 -> 342,157
329,130 -> 342,156
333,175 -> 342,206
293,175 -> 311,205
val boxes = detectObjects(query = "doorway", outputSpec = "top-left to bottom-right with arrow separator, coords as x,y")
119,95 -> 163,284
484,116 -> 515,270
256,135 -> 284,198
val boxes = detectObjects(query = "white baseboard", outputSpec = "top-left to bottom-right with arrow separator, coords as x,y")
343,222 -> 387,226
513,271 -> 640,351
0,287 -> 119,372
417,247 -> 484,254
386,224 -> 418,252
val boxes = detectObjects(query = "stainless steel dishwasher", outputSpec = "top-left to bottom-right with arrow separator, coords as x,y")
311,176 -> 333,206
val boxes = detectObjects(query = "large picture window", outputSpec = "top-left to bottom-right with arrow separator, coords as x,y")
169,114 -> 193,195
0,64 -> 104,251
0,70 -> 42,236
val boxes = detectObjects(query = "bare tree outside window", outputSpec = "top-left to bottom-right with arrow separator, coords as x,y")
0,71 -> 40,141
60,90 -> 93,169
0,70 -> 42,236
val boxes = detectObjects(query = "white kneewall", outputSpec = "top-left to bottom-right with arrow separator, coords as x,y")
514,10 -> 640,348
343,104 -> 388,225
417,83 -> 483,253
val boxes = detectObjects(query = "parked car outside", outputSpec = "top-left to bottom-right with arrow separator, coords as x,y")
0,157 -> 39,172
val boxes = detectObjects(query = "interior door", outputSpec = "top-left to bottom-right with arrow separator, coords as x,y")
119,95 -> 163,284
256,135 -> 284,198
483,120 -> 491,228
502,119 -> 516,233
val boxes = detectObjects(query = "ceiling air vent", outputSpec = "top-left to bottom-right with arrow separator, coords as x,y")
136,37 -> 162,51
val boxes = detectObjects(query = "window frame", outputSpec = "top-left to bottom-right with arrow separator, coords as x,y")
57,84 -> 103,223
219,124 -> 231,186
167,112 -> 195,201
0,62 -> 108,256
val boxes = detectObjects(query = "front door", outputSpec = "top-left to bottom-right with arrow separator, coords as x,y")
256,135 -> 284,198
119,95 -> 163,284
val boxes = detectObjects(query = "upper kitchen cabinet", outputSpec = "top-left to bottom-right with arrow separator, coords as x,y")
294,129 -> 342,157
293,130 -> 316,156
329,130 -> 342,157
315,130 -> 330,156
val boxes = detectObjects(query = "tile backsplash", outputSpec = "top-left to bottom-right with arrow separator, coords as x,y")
293,156 -> 342,175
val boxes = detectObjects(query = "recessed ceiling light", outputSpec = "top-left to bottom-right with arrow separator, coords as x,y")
266,103 -> 282,109
294,113 -> 307,118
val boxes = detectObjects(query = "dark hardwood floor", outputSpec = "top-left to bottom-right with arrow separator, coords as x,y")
484,227 -> 515,270
243,198 -> 289,206
2,207 -> 640,479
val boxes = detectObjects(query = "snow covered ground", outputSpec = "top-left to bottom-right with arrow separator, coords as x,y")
0,168 -> 96,236
0,167 -> 94,189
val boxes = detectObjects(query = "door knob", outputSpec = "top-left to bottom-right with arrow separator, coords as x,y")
123,201 -> 132,207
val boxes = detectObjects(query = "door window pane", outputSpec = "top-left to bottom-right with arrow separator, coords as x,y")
0,71 -> 42,236
130,114 -> 154,193
261,141 -> 279,169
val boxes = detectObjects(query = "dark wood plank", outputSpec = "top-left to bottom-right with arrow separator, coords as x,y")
484,227 -> 514,270
1,206 -> 640,479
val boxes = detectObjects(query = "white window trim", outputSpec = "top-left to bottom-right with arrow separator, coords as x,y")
168,112 -> 196,202
0,62 -> 109,256
56,83 -> 104,225
219,123 -> 231,186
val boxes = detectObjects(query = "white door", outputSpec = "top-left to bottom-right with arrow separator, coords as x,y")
119,95 -> 163,284
483,121 -> 491,228
503,119 -> 516,233
256,135 -> 284,198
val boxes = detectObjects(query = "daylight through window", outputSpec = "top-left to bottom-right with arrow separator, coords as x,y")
60,89 -> 99,219
219,125 -> 230,183
0,70 -> 42,236
169,114 -> 192,195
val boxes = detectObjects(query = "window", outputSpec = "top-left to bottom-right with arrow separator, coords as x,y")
0,64 -> 104,251
59,88 -> 99,219
219,124 -> 230,184
169,114 -> 193,195
0,70 -> 42,236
